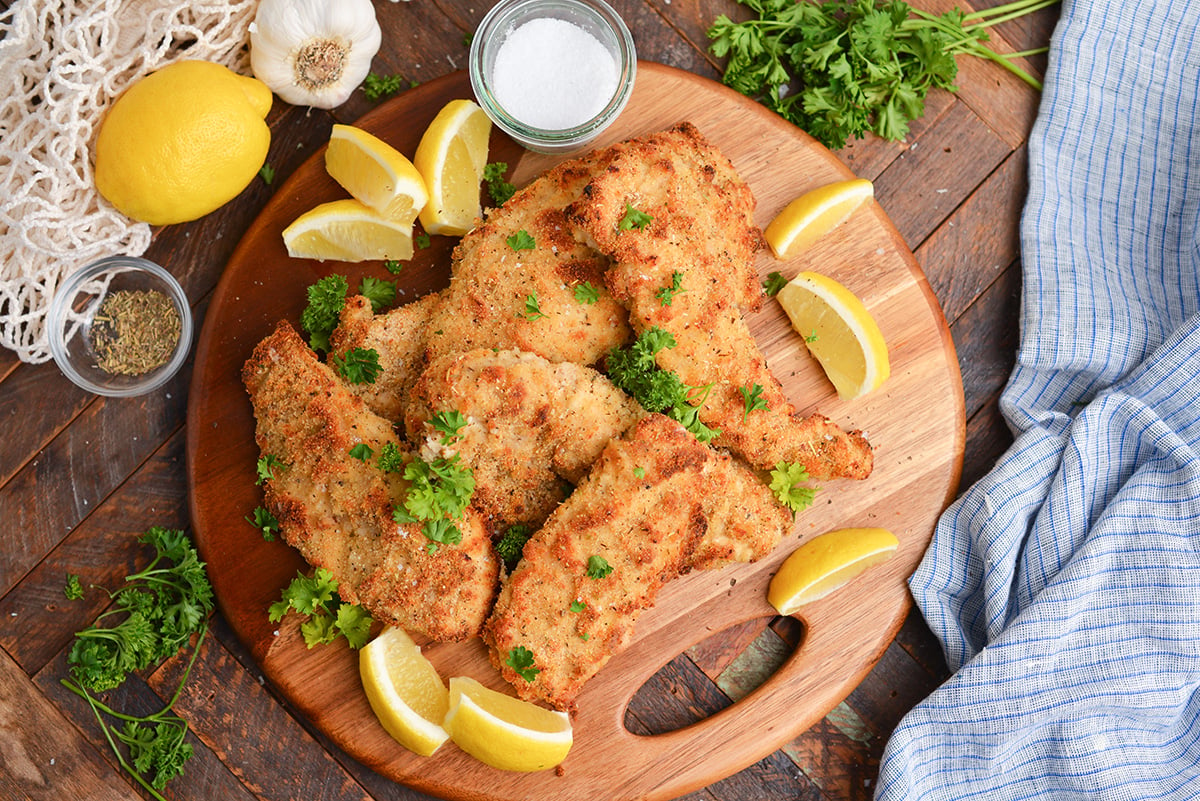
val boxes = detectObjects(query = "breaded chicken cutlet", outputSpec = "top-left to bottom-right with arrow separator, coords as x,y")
405,347 -> 644,530
567,123 -> 874,481
243,321 -> 498,641
483,413 -> 791,710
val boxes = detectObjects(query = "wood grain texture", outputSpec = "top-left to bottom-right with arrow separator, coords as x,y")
187,64 -> 964,801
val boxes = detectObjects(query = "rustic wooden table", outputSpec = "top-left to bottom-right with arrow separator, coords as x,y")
0,1 -> 1058,799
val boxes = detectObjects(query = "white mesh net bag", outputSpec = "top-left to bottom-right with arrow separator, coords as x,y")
0,0 -> 257,364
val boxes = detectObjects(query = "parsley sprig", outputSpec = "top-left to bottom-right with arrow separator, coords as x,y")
392,455 -> 476,553
61,527 -> 214,799
769,460 -> 820,513
331,346 -> 382,385
708,0 -> 1054,149
484,162 -> 516,205
605,327 -> 722,443
269,568 -> 373,649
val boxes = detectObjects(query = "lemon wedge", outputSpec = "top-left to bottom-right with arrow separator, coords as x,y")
763,178 -> 874,259
443,676 -> 572,772
414,99 -> 492,236
359,626 -> 451,756
767,527 -> 899,615
776,270 -> 890,400
324,124 -> 428,224
282,198 -> 414,262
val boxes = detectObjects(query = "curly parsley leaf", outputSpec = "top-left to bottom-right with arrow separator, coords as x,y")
268,568 -> 373,649
574,281 -> 601,304
764,271 -> 788,297
521,293 -> 546,321
255,454 -> 288,485
431,410 -> 467,444
245,505 -> 280,541
496,523 -> 533,572
586,554 -> 613,579
707,0 -> 1050,150
331,346 -> 382,385
656,270 -> 685,306
300,274 -> 349,353
507,230 -> 536,251
361,72 -> 412,101
64,573 -> 84,600
484,162 -> 516,205
377,441 -> 405,473
769,460 -> 820,514
359,276 -> 397,313
506,645 -> 540,681
605,327 -> 721,443
618,203 -> 653,231
739,383 -> 769,420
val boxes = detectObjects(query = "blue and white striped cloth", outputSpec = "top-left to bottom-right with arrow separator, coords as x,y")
876,1 -> 1200,798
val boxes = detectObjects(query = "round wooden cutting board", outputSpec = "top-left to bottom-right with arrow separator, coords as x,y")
187,63 -> 964,801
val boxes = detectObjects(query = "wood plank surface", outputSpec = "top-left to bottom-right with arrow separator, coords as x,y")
0,1 -> 1060,799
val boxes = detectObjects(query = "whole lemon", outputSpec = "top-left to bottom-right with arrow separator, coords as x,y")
94,60 -> 273,225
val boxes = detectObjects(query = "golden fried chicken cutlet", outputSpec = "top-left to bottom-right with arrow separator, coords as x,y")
243,321 -> 498,641
329,292 -> 439,422
405,348 -> 645,530
483,414 -> 790,710
566,123 -> 873,480
419,148 -> 632,369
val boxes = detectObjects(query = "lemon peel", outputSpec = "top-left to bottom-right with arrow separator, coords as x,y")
414,99 -> 492,236
776,270 -> 890,400
763,178 -> 874,259
94,60 -> 272,226
768,527 -> 899,614
443,676 -> 572,772
282,198 -> 415,262
359,626 -> 450,757
324,124 -> 428,223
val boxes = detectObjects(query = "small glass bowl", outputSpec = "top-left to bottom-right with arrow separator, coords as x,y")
47,256 -> 193,397
469,0 -> 636,154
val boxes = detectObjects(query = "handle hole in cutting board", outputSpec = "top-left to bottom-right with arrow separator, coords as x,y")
623,615 -> 804,736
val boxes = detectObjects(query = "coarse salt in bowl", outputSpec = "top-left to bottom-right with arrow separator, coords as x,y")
47,256 -> 193,397
470,0 -> 636,154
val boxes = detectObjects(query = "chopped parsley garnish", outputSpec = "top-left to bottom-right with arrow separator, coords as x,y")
574,281 -> 601,304
431,410 -> 467,444
359,276 -> 397,312
268,567 -> 373,649
415,231 -> 431,249
521,293 -> 546,321
586,555 -> 613,579
805,330 -> 819,343
383,259 -> 403,275
507,229 -> 536,251
392,455 -> 475,553
633,466 -> 646,479
255,454 -> 288,485
739,383 -> 769,420
331,346 -> 382,385
258,163 -> 275,185
484,162 -> 516,205
64,573 -> 84,600
245,505 -> 280,541
769,460 -> 819,514
656,271 -> 685,306
763,271 -> 788,297
605,327 -> 722,443
348,443 -> 375,462
618,203 -> 653,231
506,645 -> 540,681
570,600 -> 587,613
300,274 -> 349,353
377,441 -> 405,473
361,72 -> 411,101
496,523 -> 533,572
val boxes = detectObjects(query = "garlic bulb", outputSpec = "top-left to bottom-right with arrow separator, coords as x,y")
250,0 -> 382,109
